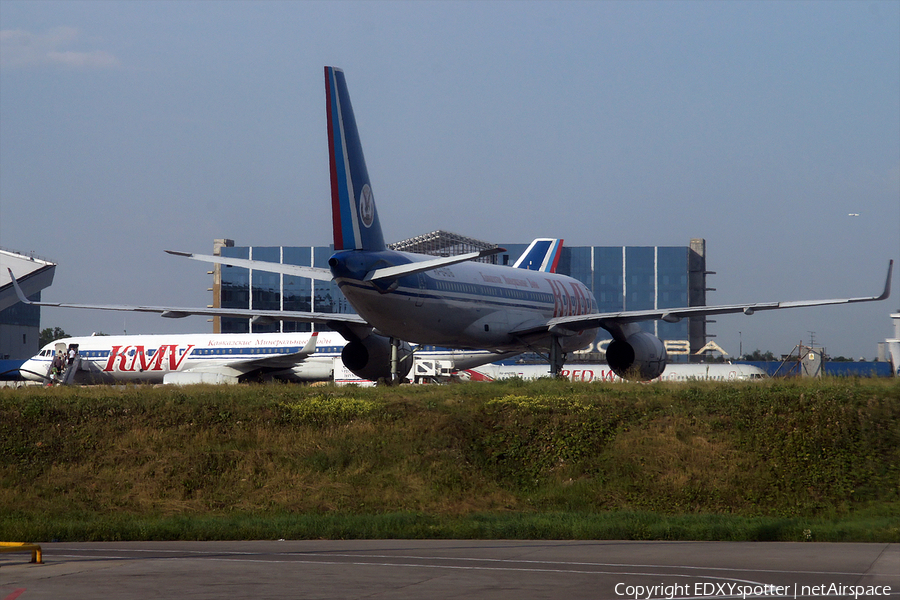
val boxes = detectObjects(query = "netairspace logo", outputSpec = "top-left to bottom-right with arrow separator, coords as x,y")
614,582 -> 893,600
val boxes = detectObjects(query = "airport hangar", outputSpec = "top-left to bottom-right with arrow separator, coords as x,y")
207,232 -> 713,362
0,249 -> 56,361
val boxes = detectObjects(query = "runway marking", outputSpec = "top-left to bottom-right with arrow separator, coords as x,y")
3,590 -> 27,600
44,551 -> 781,589
46,546 -> 888,579
285,552 -> 890,578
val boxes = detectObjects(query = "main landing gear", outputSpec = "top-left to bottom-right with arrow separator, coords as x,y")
548,334 -> 567,378
390,336 -> 402,385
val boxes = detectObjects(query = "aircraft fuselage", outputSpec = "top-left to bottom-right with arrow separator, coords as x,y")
330,249 -> 598,352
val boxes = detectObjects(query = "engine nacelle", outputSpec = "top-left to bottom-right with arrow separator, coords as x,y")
341,335 -> 413,382
606,331 -> 668,380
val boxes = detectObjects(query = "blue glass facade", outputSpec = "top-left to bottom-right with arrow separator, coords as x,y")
216,244 -> 357,334
219,245 -> 250,333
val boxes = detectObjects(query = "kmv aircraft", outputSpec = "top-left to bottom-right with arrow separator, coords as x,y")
8,67 -> 893,381
19,332 -> 506,385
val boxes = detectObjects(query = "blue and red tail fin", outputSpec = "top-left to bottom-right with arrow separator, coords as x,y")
513,238 -> 563,273
325,66 -> 386,252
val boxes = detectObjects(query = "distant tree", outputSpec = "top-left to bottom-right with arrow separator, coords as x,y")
743,349 -> 776,361
39,327 -> 69,347
830,356 -> 854,362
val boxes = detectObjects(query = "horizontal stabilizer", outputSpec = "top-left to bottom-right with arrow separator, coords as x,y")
364,247 -> 506,282
166,251 -> 333,281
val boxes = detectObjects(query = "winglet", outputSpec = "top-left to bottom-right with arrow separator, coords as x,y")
7,268 -> 34,305
300,331 -> 319,356
876,260 -> 893,301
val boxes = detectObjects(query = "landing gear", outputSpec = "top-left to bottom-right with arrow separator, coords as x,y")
549,334 -> 566,378
390,336 -> 401,385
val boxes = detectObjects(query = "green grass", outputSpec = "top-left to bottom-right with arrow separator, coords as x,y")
1,378 -> 898,542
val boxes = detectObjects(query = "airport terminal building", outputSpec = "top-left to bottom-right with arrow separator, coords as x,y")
208,233 -> 712,359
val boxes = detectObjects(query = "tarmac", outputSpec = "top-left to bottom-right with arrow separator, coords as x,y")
1,540 -> 897,599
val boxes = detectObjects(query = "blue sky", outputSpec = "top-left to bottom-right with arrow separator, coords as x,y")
1,0 -> 898,359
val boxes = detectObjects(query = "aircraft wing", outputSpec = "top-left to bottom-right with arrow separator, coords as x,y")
222,332 -> 321,371
512,260 -> 894,337
6,268 -> 368,327
165,251 -> 334,281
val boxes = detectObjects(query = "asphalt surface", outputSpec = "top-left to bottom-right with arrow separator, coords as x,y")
1,540 -> 897,599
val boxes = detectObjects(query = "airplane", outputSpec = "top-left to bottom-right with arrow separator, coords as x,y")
6,66 -> 894,382
17,331 -> 511,385
458,362 -> 769,383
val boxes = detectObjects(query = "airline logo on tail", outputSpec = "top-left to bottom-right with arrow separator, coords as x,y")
325,66 -> 385,251
513,238 -> 563,273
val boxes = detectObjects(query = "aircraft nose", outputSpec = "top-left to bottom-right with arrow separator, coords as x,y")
20,360 -> 45,382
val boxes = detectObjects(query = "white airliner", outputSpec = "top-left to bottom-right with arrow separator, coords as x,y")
458,362 -> 768,383
19,331 -> 509,385
7,66 -> 893,382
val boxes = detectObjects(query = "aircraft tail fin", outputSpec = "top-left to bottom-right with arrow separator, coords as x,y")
513,239 -> 563,273
325,66 -> 386,252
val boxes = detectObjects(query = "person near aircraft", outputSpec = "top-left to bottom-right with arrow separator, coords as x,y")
5,67 -> 893,382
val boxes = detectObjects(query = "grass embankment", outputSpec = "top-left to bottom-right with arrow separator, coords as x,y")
1,378 -> 898,542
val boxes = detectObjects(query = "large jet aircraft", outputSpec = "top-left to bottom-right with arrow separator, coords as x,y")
18,331 -> 507,385
7,66 -> 894,381
458,362 -> 769,383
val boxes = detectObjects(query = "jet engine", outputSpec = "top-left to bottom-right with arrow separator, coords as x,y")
341,335 -> 413,382
606,331 -> 667,380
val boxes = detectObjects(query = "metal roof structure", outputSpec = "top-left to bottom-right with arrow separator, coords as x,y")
388,230 -> 500,263
0,249 -> 56,312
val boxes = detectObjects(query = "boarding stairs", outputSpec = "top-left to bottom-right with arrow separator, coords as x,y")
60,356 -> 81,385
